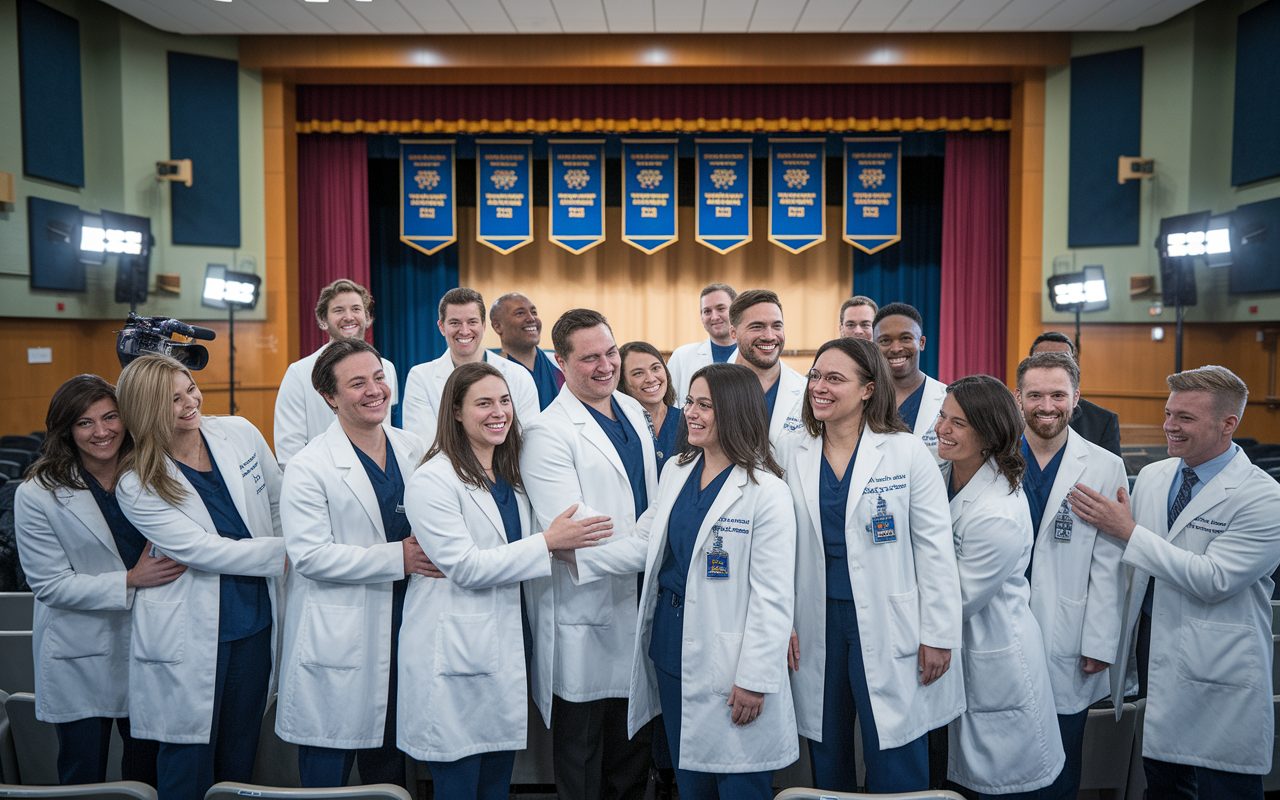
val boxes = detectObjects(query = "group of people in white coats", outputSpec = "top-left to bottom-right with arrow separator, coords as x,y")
12,269 -> 1280,800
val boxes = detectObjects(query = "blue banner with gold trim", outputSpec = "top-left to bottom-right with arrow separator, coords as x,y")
476,139 -> 533,255
844,137 -> 901,255
400,139 -> 456,256
548,139 -> 605,254
621,139 -> 678,254
695,139 -> 752,254
768,138 -> 826,254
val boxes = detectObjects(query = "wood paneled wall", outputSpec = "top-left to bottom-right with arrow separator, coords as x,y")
1042,322 -> 1280,443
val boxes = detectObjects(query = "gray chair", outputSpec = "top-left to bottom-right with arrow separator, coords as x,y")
251,695 -> 300,788
1274,636 -> 1280,693
1272,601 -> 1280,636
1264,696 -> 1280,792
1124,698 -> 1147,800
776,790 -> 967,800
204,783 -> 412,800
0,783 -> 157,799
1,695 -> 56,786
0,597 -> 33,634
1079,702 -> 1139,799
0,691 -> 18,785
0,633 -> 34,695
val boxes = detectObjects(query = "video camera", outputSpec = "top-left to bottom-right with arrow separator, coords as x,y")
116,313 -> 217,370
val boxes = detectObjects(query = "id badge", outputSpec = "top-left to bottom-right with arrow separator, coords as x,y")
868,496 -> 897,544
706,551 -> 729,580
1053,499 -> 1073,541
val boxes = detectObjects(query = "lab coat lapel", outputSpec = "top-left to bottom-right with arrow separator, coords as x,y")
466,483 -> 509,548
59,487 -> 121,557
328,423 -> 387,540
845,428 -> 886,529
568,394 -> 628,481
693,464 -> 746,554
1165,450 -> 1247,542
948,460 -> 999,518
794,437 -> 824,545
1038,430 -> 1088,542
203,421 -> 248,524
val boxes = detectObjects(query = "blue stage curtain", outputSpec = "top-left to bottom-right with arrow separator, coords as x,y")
367,156 -> 459,427
852,153 -> 944,380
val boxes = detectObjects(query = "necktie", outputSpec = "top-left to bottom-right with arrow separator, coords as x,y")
1168,467 -> 1199,530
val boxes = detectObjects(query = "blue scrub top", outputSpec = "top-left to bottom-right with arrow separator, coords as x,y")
85,471 -> 147,570
654,406 -> 683,476
764,377 -> 780,420
651,460 -> 733,676
353,437 -> 412,646
495,348 -> 564,411
820,441 -> 861,600
489,473 -> 533,665
586,397 -> 649,520
1020,437 -> 1066,580
177,436 -> 272,643
710,341 -> 736,363
897,378 -> 928,430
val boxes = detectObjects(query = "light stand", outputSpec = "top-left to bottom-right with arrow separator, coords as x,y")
1047,266 -> 1109,356
202,264 -> 261,416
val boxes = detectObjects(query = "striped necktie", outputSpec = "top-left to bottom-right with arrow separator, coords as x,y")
1168,467 -> 1199,530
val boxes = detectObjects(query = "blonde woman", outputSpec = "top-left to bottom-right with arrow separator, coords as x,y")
115,354 -> 287,800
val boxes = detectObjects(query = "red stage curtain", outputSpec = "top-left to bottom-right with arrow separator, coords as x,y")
939,130 -> 1009,383
297,133 -> 370,357
296,83 -> 1010,134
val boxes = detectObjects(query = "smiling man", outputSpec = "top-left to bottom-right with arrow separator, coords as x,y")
490,292 -> 564,410
728,289 -> 805,442
401,287 -> 539,447
274,279 -> 400,467
519,308 -> 658,800
874,302 -> 947,461
1015,352 -> 1127,800
838,295 -> 878,341
1070,366 -> 1280,800
668,283 -> 738,403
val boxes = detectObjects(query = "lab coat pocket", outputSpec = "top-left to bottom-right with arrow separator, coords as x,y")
1178,617 -> 1260,689
435,612 -> 500,676
46,621 -> 109,660
133,598 -> 186,664
887,587 -> 921,658
554,574 -> 613,627
299,603 -> 363,670
710,632 -> 744,697
963,645 -> 1027,712
1051,595 -> 1087,658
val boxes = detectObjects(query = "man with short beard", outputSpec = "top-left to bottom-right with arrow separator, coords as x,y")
490,292 -> 564,410
728,289 -> 805,442
1015,351 -> 1128,800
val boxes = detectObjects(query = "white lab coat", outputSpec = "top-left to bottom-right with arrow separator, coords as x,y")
401,350 -> 540,450
574,457 -> 798,772
778,427 -> 965,749
397,454 -> 552,762
274,342 -> 399,467
945,460 -> 1064,795
115,415 -> 287,744
274,421 -> 424,749
519,389 -> 658,725
760,362 -> 808,443
668,338 -> 737,404
1110,450 -> 1280,774
1025,429 -> 1127,714
14,481 -> 135,723
912,375 -> 948,463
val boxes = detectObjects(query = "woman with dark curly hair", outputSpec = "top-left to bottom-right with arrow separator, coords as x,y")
936,374 -> 1064,800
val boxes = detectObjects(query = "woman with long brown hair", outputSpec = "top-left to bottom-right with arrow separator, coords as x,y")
15,374 -> 185,785
935,375 -> 1064,799
619,341 -> 683,476
778,336 -> 963,794
397,361 -> 610,800
114,354 -> 287,800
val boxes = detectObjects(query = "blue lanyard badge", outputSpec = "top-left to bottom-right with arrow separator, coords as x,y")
706,530 -> 729,580
1053,499 -> 1073,541
867,495 -> 897,544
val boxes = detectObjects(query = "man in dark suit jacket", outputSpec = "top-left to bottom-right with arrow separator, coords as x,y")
1031,332 -> 1122,457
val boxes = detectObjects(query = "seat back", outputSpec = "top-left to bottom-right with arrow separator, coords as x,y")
0,690 -> 17,785
1079,702 -> 1139,791
0,633 -> 34,695
0,782 -> 158,799
0,437 -> 41,453
250,695 -> 300,788
0,597 -> 34,634
0,454 -> 31,473
2,694 -> 57,786
0,464 -> 20,482
775,791 -> 967,800
204,783 -> 412,800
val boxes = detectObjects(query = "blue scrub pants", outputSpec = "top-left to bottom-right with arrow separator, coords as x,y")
810,598 -> 929,793
1037,709 -> 1088,800
651,598 -> 772,800
155,624 -> 272,800
1143,758 -> 1263,800
426,751 -> 516,800
55,716 -> 157,786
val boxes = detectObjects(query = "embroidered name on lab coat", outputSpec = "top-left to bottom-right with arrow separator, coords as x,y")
712,517 -> 751,536
863,474 -> 907,495
240,454 -> 265,495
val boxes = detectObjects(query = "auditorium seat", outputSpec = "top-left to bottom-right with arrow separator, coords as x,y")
1266,466 -> 1280,483
1273,601 -> 1280,635
0,596 -> 33,633
775,789 -> 966,800
1080,702 -> 1139,799
1250,457 -> 1280,473
203,783 -> 412,800
0,783 -> 157,799
1265,697 -> 1280,792
0,691 -> 18,785
0,464 -> 20,482
2,694 -> 57,785
1249,444 -> 1280,461
1124,699 -> 1146,800
0,632 -> 34,695
251,695 -> 301,788
0,437 -> 40,453
1273,636 -> 1279,693
0,453 -> 31,475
